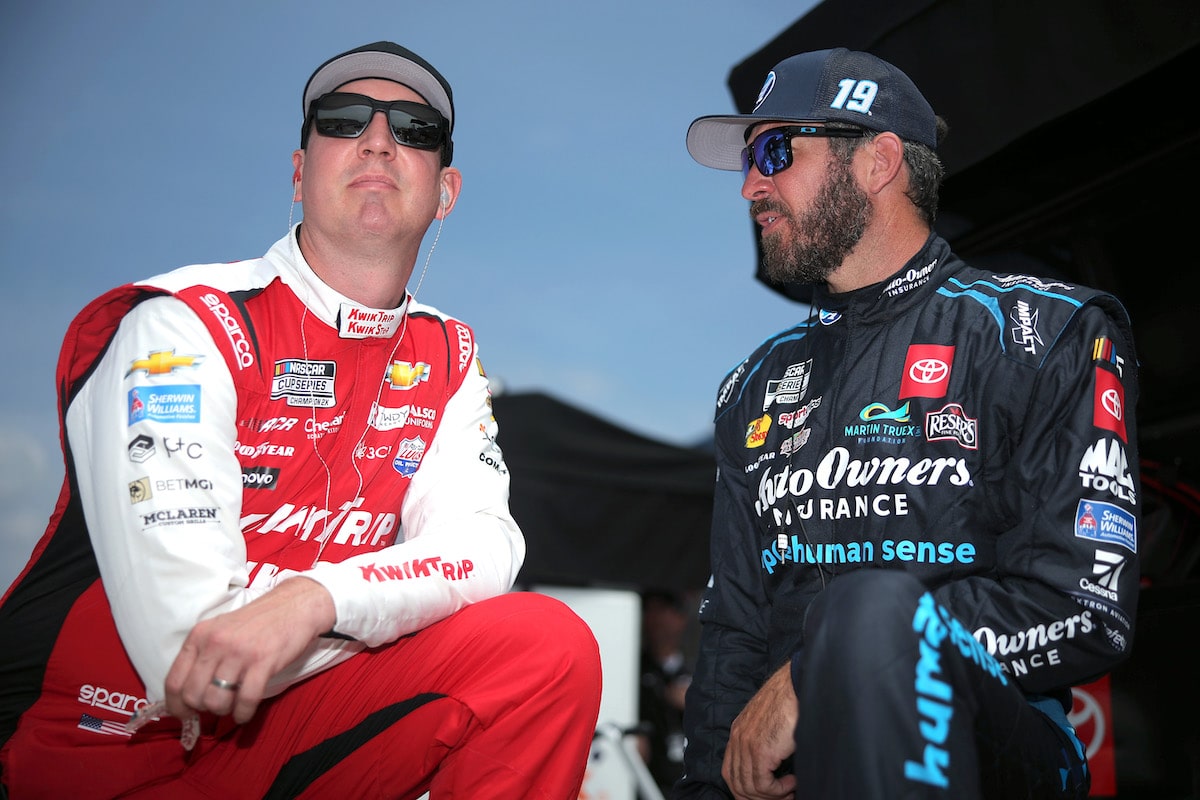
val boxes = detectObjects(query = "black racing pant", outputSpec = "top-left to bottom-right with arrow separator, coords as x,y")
792,570 -> 1090,799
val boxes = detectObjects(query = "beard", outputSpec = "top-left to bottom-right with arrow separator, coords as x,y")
756,154 -> 871,286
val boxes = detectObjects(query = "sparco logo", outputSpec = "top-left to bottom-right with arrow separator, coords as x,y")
755,446 -> 971,516
242,466 -> 280,490
200,292 -> 254,370
455,323 -> 474,371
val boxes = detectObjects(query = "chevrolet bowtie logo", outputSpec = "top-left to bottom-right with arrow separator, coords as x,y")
127,349 -> 203,377
386,360 -> 431,389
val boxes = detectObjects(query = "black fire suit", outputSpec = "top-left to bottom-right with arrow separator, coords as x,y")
675,233 -> 1140,798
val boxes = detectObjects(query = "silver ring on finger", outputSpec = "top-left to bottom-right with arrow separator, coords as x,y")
211,676 -> 240,691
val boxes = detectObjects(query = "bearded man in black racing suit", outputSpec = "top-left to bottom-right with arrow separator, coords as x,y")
674,48 -> 1140,800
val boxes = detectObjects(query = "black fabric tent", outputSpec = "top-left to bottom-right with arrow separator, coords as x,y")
492,391 -> 714,592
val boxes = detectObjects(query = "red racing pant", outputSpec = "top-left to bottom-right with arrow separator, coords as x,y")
2,591 -> 602,799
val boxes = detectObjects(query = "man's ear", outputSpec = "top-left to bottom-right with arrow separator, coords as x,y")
291,151 -> 304,201
860,132 -> 905,195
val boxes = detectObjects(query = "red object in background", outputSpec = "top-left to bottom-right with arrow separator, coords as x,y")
1071,676 -> 1116,797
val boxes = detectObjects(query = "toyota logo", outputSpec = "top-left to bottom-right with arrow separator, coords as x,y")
909,358 -> 949,384
1101,388 -> 1122,421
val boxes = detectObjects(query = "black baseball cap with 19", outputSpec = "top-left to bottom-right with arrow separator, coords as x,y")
686,47 -> 937,171
301,40 -> 455,163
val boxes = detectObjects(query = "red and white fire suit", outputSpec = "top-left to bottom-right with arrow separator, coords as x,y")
0,226 -> 601,799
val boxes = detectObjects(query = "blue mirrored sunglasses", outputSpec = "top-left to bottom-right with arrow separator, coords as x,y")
741,125 -> 867,176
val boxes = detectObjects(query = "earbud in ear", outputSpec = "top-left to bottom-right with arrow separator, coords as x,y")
440,187 -> 450,207
292,168 -> 301,184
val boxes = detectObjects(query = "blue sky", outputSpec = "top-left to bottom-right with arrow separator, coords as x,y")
0,1 -> 819,590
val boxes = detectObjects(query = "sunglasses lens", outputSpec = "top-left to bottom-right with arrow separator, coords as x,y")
758,133 -> 789,176
742,131 -> 791,177
385,109 -> 443,150
314,101 -> 372,138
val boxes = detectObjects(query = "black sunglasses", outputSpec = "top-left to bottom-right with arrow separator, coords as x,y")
303,93 -> 451,163
741,125 -> 867,177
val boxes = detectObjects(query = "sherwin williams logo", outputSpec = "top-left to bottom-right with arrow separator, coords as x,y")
386,361 -> 431,390
128,385 -> 200,425
126,349 -> 203,377
745,415 -> 771,449
1074,500 -> 1136,553
899,345 -> 954,400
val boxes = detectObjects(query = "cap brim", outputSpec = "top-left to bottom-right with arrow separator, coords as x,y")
304,51 -> 453,130
686,114 -> 830,171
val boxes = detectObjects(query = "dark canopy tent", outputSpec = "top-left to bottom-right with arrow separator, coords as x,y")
492,391 -> 714,592
724,3 -> 1200,796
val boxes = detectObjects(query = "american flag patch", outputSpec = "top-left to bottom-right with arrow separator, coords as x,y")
78,713 -> 133,737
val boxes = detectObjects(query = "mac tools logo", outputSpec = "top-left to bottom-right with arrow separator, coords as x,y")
1078,438 -> 1136,504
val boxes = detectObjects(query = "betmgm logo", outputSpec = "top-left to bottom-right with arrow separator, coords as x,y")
1082,550 -> 1126,602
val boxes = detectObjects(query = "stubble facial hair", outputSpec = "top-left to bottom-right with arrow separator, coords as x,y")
756,152 -> 871,286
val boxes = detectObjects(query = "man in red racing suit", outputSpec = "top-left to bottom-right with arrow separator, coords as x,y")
0,41 -> 600,800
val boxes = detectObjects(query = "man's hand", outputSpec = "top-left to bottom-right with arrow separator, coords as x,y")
163,577 -> 337,724
722,663 -> 799,800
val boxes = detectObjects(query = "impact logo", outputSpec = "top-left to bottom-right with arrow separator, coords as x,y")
925,403 -> 978,450
745,415 -> 771,449
718,361 -> 747,410
128,385 -> 201,425
271,360 -> 336,408
1074,500 -> 1136,553
763,360 -> 812,411
126,349 -> 203,378
1009,301 -> 1043,356
386,360 -> 431,390
899,345 -> 954,400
